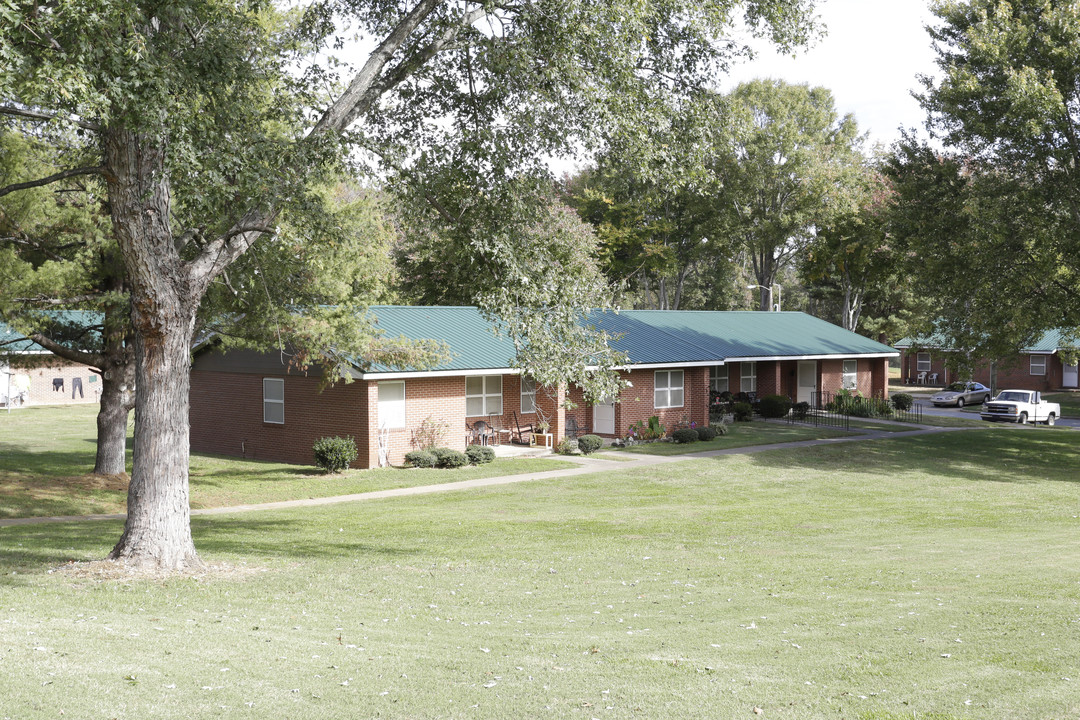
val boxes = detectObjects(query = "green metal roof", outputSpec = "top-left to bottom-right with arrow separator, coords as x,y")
1,311 -> 104,356
366,306 -> 517,372
895,328 -> 1076,354
361,306 -> 897,375
599,310 -> 897,363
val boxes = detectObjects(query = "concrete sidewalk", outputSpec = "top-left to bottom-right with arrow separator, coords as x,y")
0,424 -> 969,528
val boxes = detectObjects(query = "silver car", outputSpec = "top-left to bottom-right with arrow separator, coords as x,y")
930,381 -> 993,408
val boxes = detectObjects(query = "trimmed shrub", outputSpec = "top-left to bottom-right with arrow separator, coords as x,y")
556,438 -> 578,455
792,401 -> 811,420
312,435 -> 358,473
696,426 -> 717,441
672,428 -> 698,444
891,392 -> 913,411
577,434 -> 603,454
465,445 -> 495,465
758,394 -> 792,419
405,449 -> 438,468
732,402 -> 754,422
433,448 -> 468,468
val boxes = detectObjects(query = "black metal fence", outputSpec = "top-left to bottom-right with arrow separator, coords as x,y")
786,390 -> 923,427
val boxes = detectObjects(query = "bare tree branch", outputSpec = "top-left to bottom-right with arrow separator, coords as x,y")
13,293 -> 103,306
0,166 -> 104,199
0,105 -> 101,132
187,0 -> 475,288
25,332 -> 103,369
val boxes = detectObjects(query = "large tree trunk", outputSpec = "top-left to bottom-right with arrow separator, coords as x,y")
93,300 -> 135,476
108,304 -> 199,569
93,369 -> 133,475
103,127 -> 201,570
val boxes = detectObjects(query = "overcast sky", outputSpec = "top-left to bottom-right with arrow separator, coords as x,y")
724,0 -> 942,150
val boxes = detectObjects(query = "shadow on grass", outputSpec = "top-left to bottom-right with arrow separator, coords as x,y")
0,445 -> 119,478
193,515 -> 418,560
735,427 -> 1080,485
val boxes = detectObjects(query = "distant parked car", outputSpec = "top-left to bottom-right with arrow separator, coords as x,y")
929,381 -> 993,408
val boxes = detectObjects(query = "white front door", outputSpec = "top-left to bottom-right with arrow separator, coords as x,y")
1065,363 -> 1078,388
797,361 -> 817,404
593,399 -> 616,435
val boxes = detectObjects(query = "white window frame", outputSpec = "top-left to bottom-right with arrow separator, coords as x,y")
916,352 -> 931,372
654,370 -> 684,409
520,376 -> 537,414
710,365 -> 728,393
842,359 -> 858,390
466,375 -> 503,417
263,378 -> 284,425
378,380 -> 406,429
1030,355 -> 1047,376
740,362 -> 757,393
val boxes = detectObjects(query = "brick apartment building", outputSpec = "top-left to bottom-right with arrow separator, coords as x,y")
895,329 -> 1079,393
190,307 -> 898,469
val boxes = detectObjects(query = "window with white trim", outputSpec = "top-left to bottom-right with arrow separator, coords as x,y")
654,370 -> 684,408
1030,355 -> 1047,376
842,359 -> 858,390
466,375 -> 503,416
740,362 -> 757,393
263,378 -> 284,424
520,376 -> 536,414
916,352 -> 931,372
378,381 -> 406,429
710,365 -> 728,393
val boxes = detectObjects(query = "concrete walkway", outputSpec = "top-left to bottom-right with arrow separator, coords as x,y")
0,423 -> 974,528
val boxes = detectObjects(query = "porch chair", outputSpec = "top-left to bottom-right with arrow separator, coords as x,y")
510,412 -> 534,445
928,372 -> 939,385
916,371 -> 927,385
469,420 -> 494,446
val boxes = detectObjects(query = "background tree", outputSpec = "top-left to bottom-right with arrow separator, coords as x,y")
0,128 -> 135,476
0,0 -> 816,570
911,0 -> 1080,349
714,79 -> 865,311
801,165 -> 900,332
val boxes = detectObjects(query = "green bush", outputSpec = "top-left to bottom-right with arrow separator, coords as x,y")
577,434 -> 603,454
732,402 -> 754,422
758,394 -> 792,419
711,421 -> 729,436
556,438 -> 578,455
405,449 -> 438,468
432,447 -> 468,468
312,435 -> 358,473
792,401 -> 811,420
465,445 -> 495,464
672,428 -> 698,444
696,426 -> 717,441
891,392 -> 913,411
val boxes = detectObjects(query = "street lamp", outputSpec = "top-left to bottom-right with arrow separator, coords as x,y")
748,283 -> 782,312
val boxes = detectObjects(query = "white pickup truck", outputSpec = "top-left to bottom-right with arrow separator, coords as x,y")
980,389 -> 1060,425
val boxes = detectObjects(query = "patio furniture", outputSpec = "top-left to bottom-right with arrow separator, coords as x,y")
510,412 -> 534,445
928,372 -> 939,385
468,420 -> 494,446
916,371 -> 927,385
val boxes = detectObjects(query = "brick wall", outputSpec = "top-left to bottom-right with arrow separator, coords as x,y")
899,349 -> 1067,392
189,371 -> 369,467
5,359 -> 100,406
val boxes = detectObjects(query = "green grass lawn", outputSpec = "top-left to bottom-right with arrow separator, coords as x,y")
2,427 -> 1079,718
0,405 -> 575,519
3,406 -> 1080,718
1043,392 -> 1080,418
608,421 -> 855,455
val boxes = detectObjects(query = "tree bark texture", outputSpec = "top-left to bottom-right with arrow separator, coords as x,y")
93,369 -> 133,476
103,128 -> 201,570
